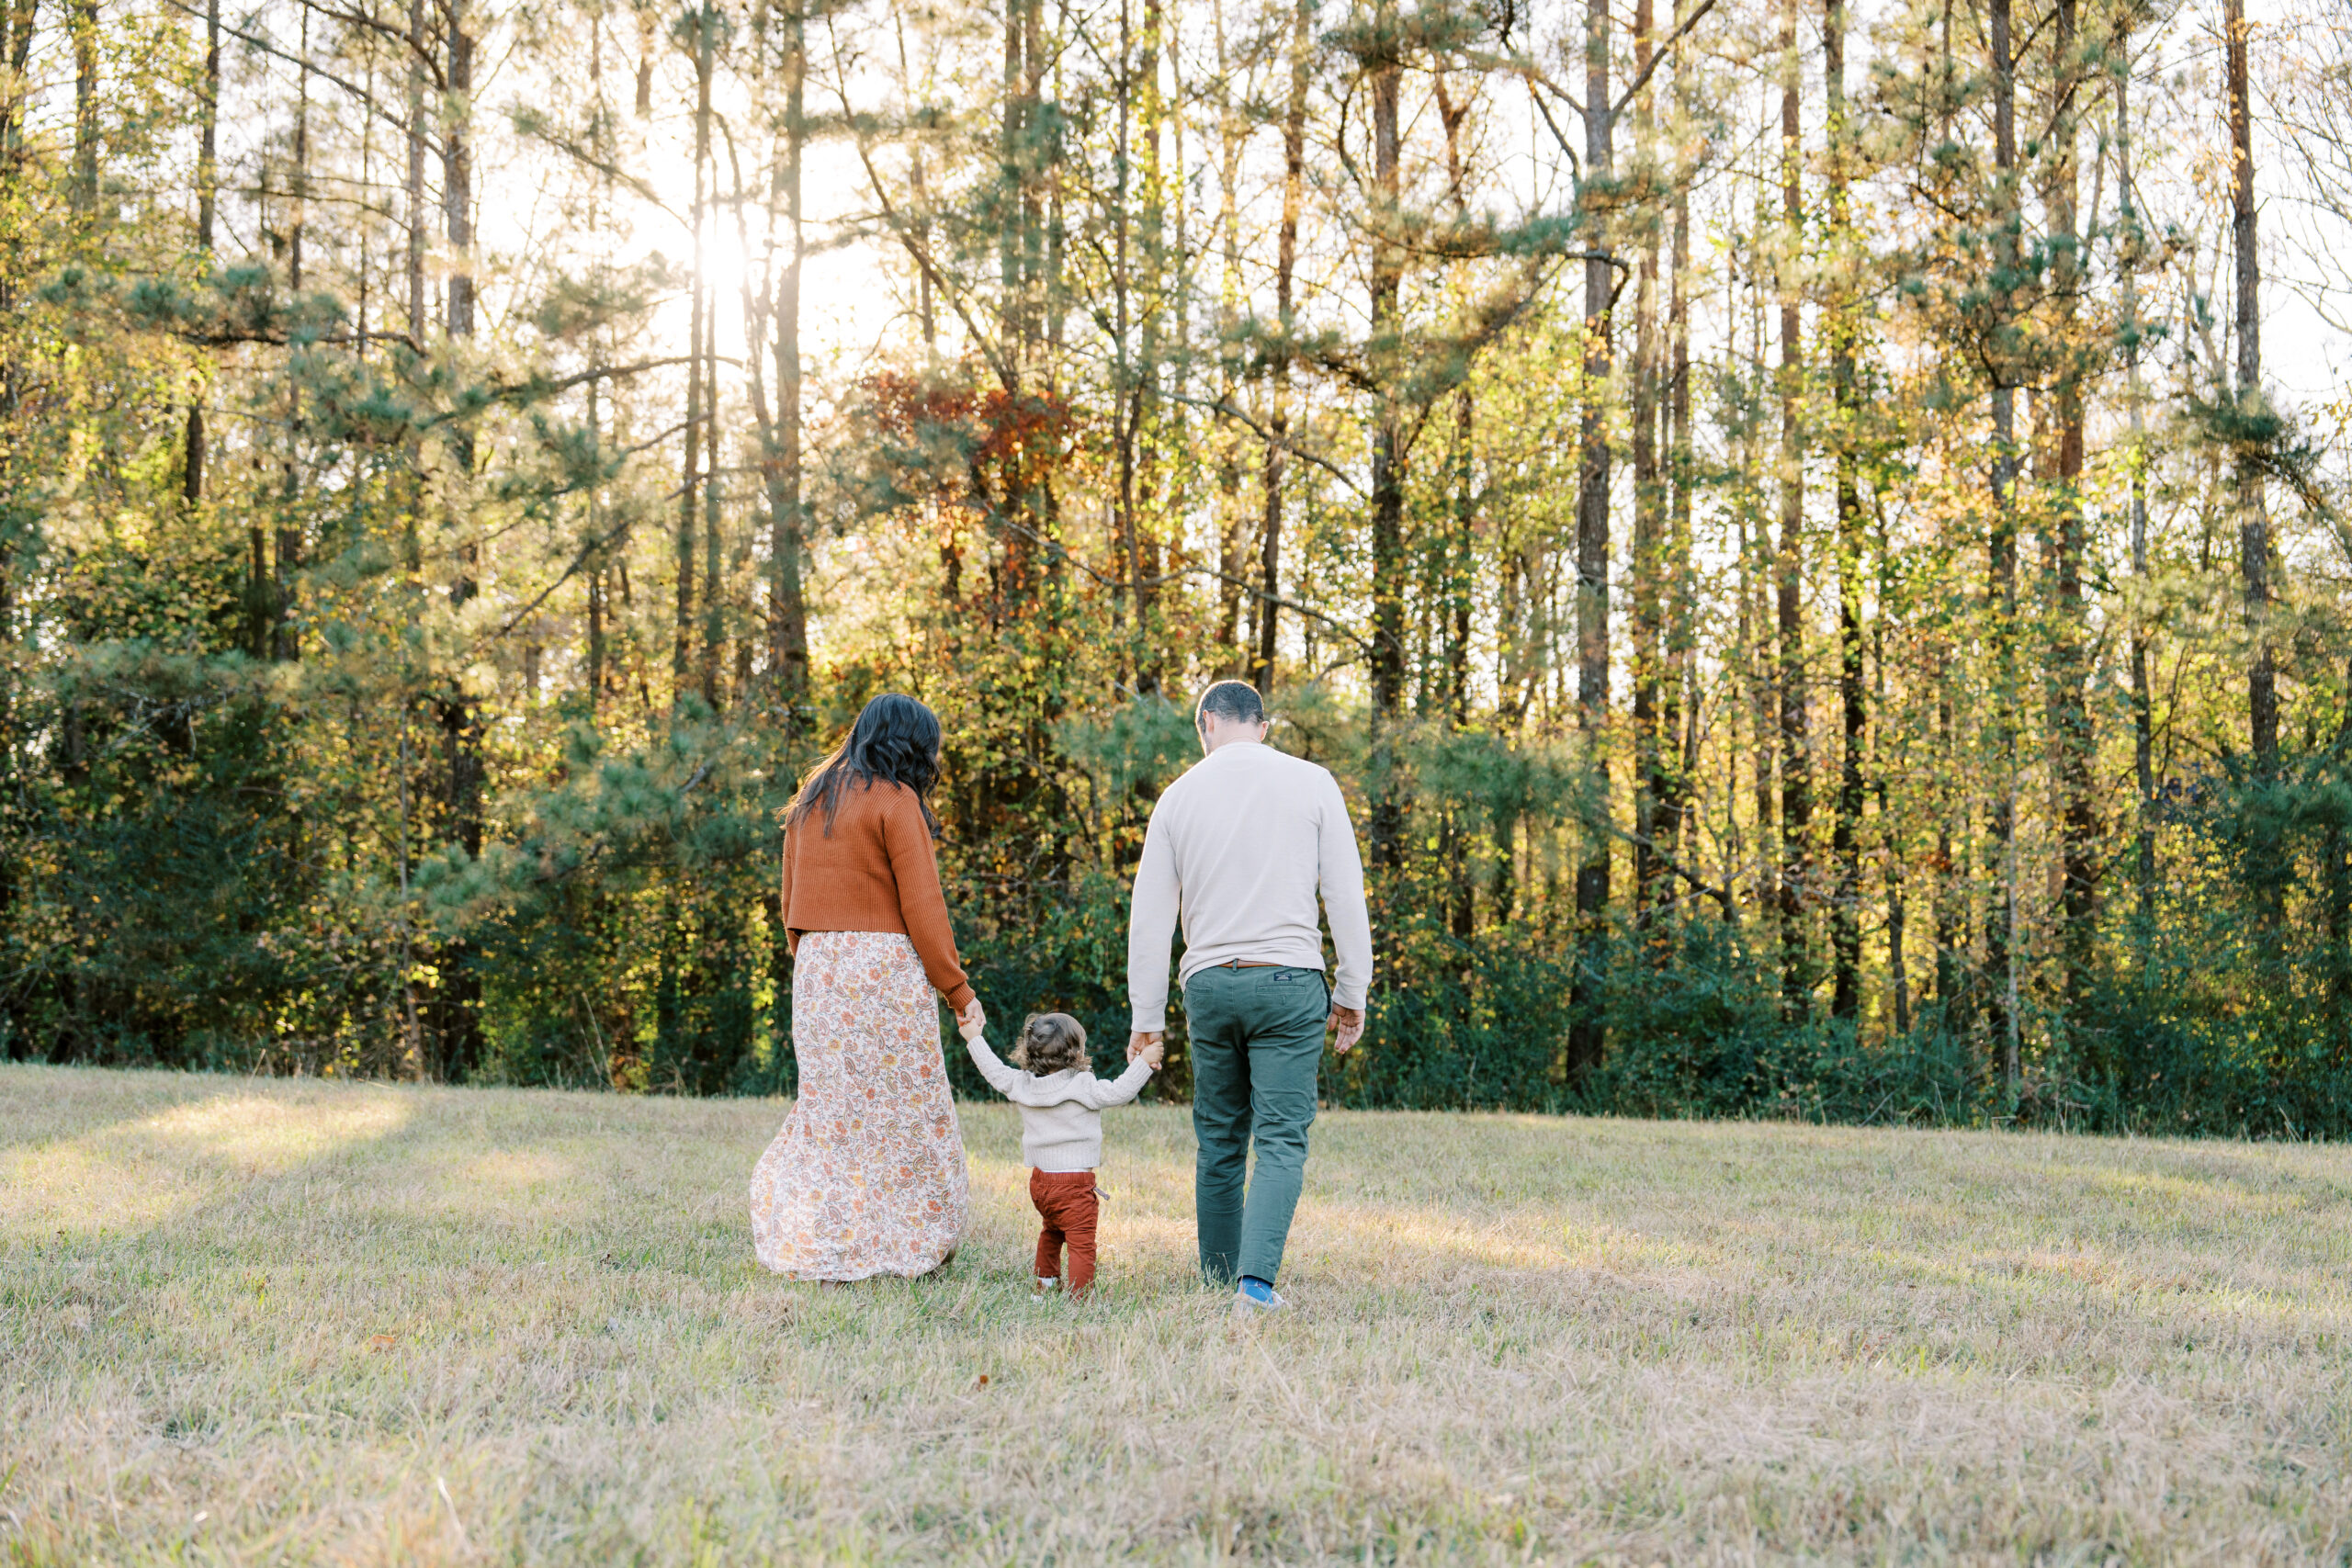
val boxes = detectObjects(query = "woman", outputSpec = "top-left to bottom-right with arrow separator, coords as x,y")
749,693 -> 982,1281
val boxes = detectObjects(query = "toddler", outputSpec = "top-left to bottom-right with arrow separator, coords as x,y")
960,1010 -> 1163,1295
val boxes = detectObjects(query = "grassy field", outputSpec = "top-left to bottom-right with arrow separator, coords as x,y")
5,1067 -> 2352,1564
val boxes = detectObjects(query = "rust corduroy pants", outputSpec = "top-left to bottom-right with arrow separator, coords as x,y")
1029,1168 -> 1101,1293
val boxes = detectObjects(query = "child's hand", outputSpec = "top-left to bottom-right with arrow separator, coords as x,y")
1140,1041 -> 1166,1070
957,998 -> 986,1042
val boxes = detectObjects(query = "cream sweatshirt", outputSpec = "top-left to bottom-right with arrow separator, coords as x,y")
963,1035 -> 1155,1171
1125,739 -> 1374,1033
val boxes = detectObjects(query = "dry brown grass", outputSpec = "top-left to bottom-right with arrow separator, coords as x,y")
6,1064 -> 2352,1563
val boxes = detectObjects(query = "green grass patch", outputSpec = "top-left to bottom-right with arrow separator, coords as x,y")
5,1065 -> 2352,1562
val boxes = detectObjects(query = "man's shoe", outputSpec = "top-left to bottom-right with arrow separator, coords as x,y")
1231,1276 -> 1288,1316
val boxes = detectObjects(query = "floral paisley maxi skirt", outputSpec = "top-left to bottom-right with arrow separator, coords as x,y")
749,931 -> 970,1280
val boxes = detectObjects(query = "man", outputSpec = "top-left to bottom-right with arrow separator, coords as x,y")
1126,680 -> 1374,1316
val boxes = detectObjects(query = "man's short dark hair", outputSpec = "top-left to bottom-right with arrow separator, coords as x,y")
1196,680 -> 1266,728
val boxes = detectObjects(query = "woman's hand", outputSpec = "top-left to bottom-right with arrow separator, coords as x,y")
958,997 -> 986,1042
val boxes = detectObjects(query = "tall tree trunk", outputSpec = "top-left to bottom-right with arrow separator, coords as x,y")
1629,0 -> 1663,927
1112,0 -> 1138,662
989,0 -> 1047,598
1826,0 -> 1865,1021
1132,0 -> 1165,688
766,0 -> 809,724
0,0 -> 34,169
0,0 -> 28,1055
0,541 -> 9,1055
1567,0 -> 1612,1074
909,135 -> 935,347
676,3 -> 711,703
1001,0 -> 1024,375
1255,0 -> 1308,696
435,0 -> 484,1081
1365,19 -> 1405,865
694,0 -> 723,709
1986,0 -> 2022,1089
1876,603 -> 1910,1032
395,0 -> 427,1077
1448,389 -> 1473,728
636,3 -> 654,115
1775,0 -> 1810,1021
1933,671 -> 1963,1011
1664,21 -> 1693,874
1212,0 -> 1245,670
2120,51 -> 2156,968
2223,0 -> 2274,770
273,14 -> 310,661
70,0 -> 96,213
586,12 -> 609,718
2334,672 -> 2352,1047
252,51 -> 273,682
1740,235 -> 1777,949
374,0 -> 426,1072
1746,502 -> 1776,942
1166,11 -> 1193,677
1021,0 -> 1045,380
587,548 -> 605,714
1435,71 -> 1476,942
405,0 -> 425,339
2046,0 -> 2096,1027
444,2 -> 474,339
701,264 -> 724,709
184,0 -> 216,505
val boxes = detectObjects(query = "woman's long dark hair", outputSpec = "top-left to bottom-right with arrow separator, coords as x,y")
786,693 -> 944,836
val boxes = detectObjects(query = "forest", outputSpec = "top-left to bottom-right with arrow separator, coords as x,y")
3,0 -> 2350,1131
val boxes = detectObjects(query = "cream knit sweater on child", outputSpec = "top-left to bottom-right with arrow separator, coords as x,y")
963,1036 -> 1154,1171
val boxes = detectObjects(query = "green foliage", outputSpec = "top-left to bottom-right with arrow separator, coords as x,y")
7,0 -> 2352,1154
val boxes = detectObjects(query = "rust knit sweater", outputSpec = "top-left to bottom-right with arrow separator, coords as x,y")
781,777 -> 975,1012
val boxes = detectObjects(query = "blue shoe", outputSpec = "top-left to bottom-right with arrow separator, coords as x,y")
1232,1276 -> 1288,1316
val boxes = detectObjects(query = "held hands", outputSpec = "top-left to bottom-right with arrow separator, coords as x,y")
958,997 -> 987,1043
1125,1015 -> 1357,1061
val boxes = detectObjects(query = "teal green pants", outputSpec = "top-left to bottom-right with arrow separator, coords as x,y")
1182,963 -> 1328,1286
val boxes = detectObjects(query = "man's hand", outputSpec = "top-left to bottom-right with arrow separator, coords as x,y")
959,997 -> 987,1042
1328,1005 -> 1365,1055
1127,1029 -> 1164,1063
1138,1040 -> 1167,1070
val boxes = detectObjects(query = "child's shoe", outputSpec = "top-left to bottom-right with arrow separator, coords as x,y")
1034,1276 -> 1061,1295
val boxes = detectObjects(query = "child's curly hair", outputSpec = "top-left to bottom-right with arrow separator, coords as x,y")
1011,1012 -> 1090,1075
